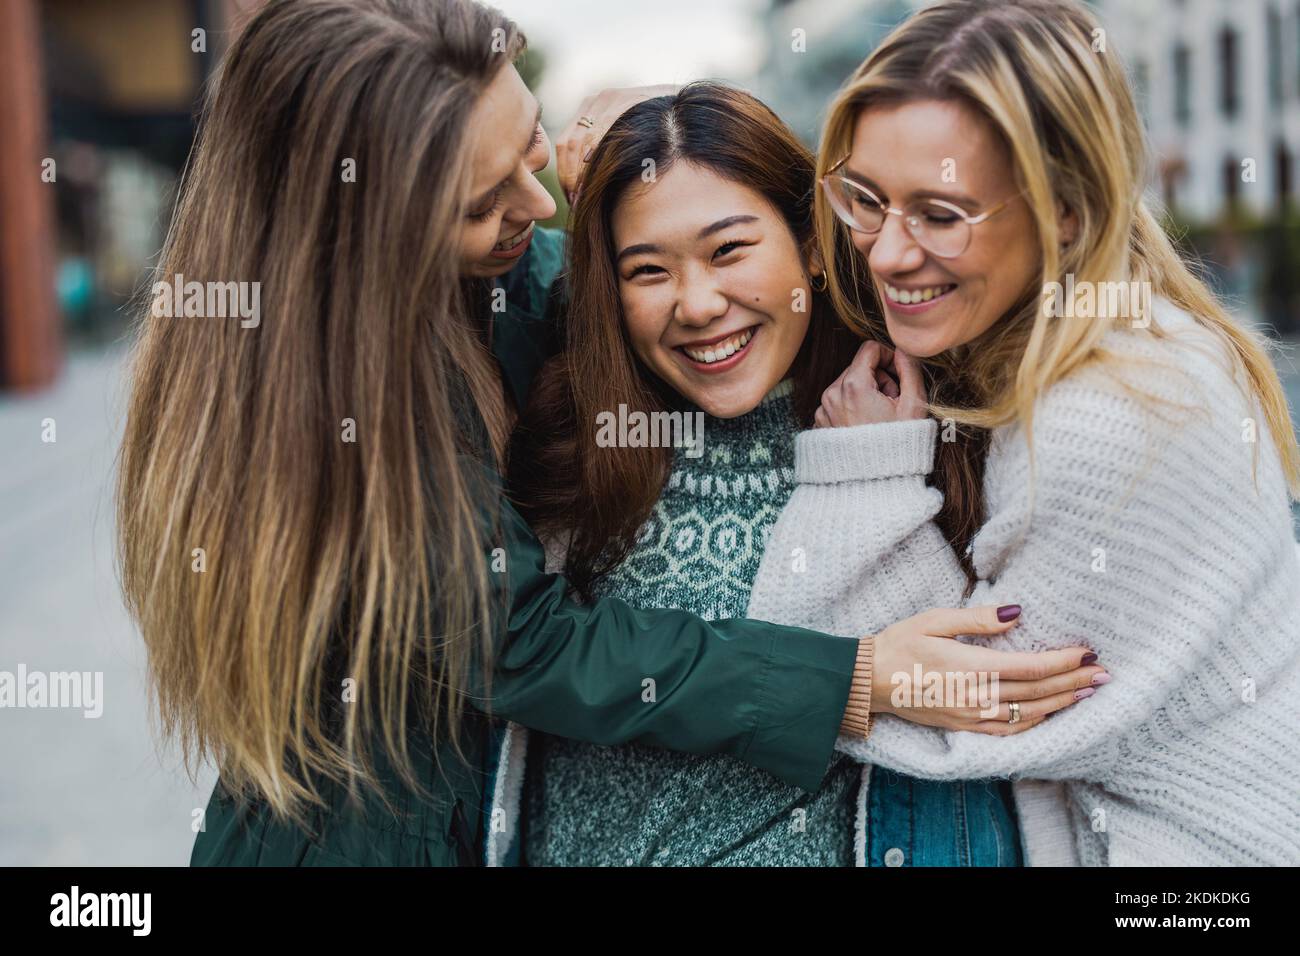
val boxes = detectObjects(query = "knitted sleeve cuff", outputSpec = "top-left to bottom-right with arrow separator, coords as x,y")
839,634 -> 875,739
795,417 -> 939,484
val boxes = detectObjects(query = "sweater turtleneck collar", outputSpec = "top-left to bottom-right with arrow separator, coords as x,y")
674,378 -> 798,473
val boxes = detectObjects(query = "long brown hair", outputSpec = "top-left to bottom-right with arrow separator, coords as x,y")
816,0 -> 1300,544
511,82 -> 860,597
117,0 -> 522,823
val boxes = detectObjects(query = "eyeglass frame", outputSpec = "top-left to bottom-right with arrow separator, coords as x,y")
820,155 -> 1021,259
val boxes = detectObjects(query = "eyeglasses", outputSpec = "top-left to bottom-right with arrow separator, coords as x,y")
820,156 -> 1020,259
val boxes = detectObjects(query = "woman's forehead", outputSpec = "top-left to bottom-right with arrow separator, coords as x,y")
612,164 -> 773,237
849,98 -> 1009,194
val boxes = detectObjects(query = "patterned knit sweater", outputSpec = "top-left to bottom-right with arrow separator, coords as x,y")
747,300 -> 1300,865
519,381 -> 858,866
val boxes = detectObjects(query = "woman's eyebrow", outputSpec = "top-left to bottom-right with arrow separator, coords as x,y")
616,242 -> 661,263
842,164 -> 981,209
616,215 -> 761,263
697,214 -> 759,239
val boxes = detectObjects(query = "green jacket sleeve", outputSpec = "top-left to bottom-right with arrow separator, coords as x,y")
479,490 -> 860,794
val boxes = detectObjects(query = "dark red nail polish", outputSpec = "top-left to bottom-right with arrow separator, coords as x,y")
1081,653 -> 1098,666
997,604 -> 1021,622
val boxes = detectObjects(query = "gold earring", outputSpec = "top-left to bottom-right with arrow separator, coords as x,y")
811,272 -> 828,292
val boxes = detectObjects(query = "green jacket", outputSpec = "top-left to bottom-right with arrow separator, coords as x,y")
190,227 -> 860,866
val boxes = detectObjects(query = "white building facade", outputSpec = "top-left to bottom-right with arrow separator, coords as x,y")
1102,0 -> 1300,221
757,0 -> 1300,223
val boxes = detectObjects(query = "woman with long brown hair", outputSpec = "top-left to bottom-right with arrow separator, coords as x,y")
504,82 -> 1102,866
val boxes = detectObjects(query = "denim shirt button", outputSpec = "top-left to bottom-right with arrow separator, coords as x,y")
884,847 -> 905,867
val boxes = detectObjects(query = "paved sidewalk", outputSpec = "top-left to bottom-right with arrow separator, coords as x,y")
0,346 -> 214,865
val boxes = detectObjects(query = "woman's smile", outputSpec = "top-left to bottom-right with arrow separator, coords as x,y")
490,221 -> 535,259
881,281 -> 958,314
673,324 -> 760,374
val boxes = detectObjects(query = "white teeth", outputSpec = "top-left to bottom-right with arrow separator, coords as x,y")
495,222 -> 534,251
884,283 -> 953,305
682,328 -> 754,364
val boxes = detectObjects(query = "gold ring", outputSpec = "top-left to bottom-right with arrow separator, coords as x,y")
577,116 -> 595,129
1008,701 -> 1021,724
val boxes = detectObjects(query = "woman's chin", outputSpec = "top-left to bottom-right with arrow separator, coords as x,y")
885,320 -> 951,360
691,391 -> 760,420
676,378 -> 768,420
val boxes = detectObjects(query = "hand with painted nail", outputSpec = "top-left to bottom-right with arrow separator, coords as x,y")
869,603 -> 1106,735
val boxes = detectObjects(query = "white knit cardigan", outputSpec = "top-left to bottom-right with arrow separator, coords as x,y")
747,299 -> 1300,866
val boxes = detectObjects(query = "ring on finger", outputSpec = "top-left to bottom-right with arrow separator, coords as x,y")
1008,701 -> 1021,725
577,115 -> 595,129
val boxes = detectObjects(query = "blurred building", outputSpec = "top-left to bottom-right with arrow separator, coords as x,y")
759,0 -> 1300,220
1104,0 -> 1298,221
0,0 -> 256,392
754,0 -> 910,145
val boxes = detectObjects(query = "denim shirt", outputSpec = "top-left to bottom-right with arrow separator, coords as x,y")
866,768 -> 1023,867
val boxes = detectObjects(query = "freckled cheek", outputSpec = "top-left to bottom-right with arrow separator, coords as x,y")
722,259 -> 799,320
620,295 -> 673,365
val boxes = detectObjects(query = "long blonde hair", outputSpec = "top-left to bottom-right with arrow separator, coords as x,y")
117,0 -> 521,823
817,0 -> 1300,504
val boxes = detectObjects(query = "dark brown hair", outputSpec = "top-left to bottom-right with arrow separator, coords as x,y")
510,81 -> 860,597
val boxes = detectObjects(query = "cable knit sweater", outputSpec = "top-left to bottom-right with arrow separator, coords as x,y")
747,299 -> 1300,866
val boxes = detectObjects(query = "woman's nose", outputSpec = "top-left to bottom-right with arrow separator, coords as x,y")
674,271 -> 729,327
864,213 -> 927,276
516,169 -> 557,224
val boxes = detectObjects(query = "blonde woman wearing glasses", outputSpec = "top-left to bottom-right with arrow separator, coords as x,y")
744,0 -> 1300,865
